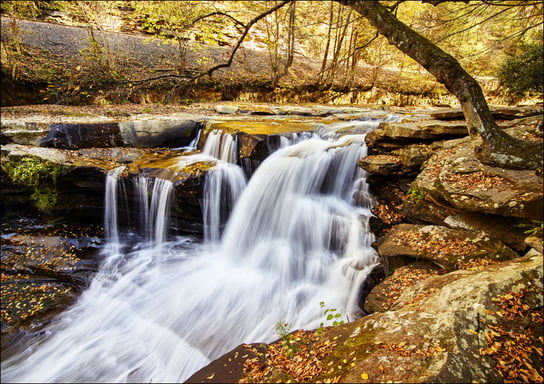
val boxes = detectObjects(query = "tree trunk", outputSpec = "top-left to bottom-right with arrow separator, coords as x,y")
339,0 -> 543,170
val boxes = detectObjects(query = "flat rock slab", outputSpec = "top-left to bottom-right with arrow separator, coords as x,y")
414,143 -> 543,220
358,155 -> 402,175
377,223 -> 518,271
431,105 -> 544,120
366,120 -> 468,146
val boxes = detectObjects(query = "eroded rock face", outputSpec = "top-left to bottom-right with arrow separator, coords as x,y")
40,123 -> 123,149
187,253 -> 543,384
118,119 -> 200,148
414,143 -> 543,220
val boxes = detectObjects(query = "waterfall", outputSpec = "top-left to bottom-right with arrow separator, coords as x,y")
201,129 -> 238,163
136,176 -> 174,246
202,162 -> 247,243
104,166 -> 126,243
1,119 -> 384,384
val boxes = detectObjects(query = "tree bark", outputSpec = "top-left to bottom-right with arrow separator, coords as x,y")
339,0 -> 543,170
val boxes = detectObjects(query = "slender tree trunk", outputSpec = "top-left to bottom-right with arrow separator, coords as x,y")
339,0 -> 542,170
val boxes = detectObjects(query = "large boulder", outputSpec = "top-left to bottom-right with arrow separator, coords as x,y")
413,143 -> 543,220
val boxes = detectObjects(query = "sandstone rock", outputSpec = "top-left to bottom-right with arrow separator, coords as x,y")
357,155 -> 402,175
1,143 -> 68,163
393,144 -> 431,168
0,121 -> 49,145
214,105 -> 239,114
377,120 -> 468,140
414,143 -> 543,220
525,236 -> 543,254
430,105 -> 543,120
377,223 -> 518,271
364,260 -> 443,313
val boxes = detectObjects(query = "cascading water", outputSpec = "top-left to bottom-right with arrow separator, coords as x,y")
203,163 -> 247,243
2,119 -> 385,383
136,176 -> 174,246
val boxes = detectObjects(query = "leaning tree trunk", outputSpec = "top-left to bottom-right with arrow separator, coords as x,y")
339,0 -> 543,170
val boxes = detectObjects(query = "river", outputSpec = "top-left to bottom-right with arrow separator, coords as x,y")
1,119 -> 387,383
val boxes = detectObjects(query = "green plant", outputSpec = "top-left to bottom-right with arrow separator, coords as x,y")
275,321 -> 299,359
516,220 -> 543,237
1,156 -> 67,210
498,42 -> 543,94
407,186 -> 425,202
317,301 -> 346,335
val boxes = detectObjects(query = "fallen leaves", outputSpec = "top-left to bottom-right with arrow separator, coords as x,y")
240,329 -> 337,383
392,230 -> 479,261
442,171 -> 514,193
479,289 -> 544,383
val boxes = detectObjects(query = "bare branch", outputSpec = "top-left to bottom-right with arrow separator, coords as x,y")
191,11 -> 246,30
116,1 -> 291,87
195,0 -> 292,80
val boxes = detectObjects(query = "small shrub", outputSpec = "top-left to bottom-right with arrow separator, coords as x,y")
407,186 -> 425,202
275,321 -> 299,359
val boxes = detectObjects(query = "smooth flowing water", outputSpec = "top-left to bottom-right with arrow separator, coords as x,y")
2,120 -> 384,383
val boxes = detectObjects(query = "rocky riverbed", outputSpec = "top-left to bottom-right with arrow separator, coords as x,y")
1,101 -> 542,382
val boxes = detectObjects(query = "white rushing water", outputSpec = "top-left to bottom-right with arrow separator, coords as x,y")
2,121 -> 383,383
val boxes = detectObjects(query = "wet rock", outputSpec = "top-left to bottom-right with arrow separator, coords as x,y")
1,219 -> 102,336
414,143 -> 543,220
118,119 -> 200,147
133,159 -> 217,234
377,223 -> 519,271
40,123 -> 122,149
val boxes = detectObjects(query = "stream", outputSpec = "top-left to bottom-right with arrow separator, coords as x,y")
1,119 -> 386,383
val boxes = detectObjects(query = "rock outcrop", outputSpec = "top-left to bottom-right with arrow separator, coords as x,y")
413,142 -> 543,220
